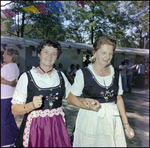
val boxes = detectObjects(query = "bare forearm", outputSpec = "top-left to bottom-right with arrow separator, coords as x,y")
67,92 -> 87,109
116,96 -> 135,138
1,78 -> 17,87
116,95 -> 128,124
11,102 -> 35,115
1,79 -> 11,86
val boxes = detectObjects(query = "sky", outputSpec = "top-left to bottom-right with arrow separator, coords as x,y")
1,1 -> 11,10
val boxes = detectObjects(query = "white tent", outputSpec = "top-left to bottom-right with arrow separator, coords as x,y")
1,36 -> 92,71
1,36 -> 149,70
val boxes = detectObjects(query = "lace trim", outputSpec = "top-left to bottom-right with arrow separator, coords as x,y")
23,107 -> 65,147
11,98 -> 25,104
16,89 -> 27,97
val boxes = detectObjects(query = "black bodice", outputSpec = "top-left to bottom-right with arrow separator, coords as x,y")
81,67 -> 120,103
26,70 -> 65,109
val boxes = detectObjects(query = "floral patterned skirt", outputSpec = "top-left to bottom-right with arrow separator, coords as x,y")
73,102 -> 127,147
23,107 -> 71,147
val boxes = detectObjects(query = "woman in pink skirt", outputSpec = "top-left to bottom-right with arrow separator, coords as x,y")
11,37 -> 71,147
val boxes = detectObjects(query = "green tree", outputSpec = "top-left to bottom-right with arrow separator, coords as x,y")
1,1 -> 149,48
1,1 -> 66,40
122,1 -> 149,48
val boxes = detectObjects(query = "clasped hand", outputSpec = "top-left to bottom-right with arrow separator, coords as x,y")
32,95 -> 43,109
81,98 -> 100,111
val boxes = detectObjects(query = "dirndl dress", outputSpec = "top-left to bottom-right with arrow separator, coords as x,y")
14,70 -> 71,147
73,67 -> 127,147
73,102 -> 126,147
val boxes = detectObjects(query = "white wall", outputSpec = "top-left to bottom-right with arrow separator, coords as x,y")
3,45 -> 83,72
113,53 -> 125,68
17,47 -> 26,72
55,48 -> 83,71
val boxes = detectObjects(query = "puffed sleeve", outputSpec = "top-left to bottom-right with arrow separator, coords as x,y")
61,72 -> 71,99
11,72 -> 28,104
71,69 -> 84,96
118,73 -> 123,95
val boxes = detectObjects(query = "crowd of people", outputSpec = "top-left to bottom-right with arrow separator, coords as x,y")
119,59 -> 148,92
1,35 -> 148,147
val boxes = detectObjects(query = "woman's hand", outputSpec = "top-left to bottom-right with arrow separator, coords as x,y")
89,99 -> 100,111
124,124 -> 135,139
80,98 -> 100,111
32,95 -> 43,109
10,79 -> 17,87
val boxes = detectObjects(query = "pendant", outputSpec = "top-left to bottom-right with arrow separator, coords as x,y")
44,73 -> 48,77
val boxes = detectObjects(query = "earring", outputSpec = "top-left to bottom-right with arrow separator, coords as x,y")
90,56 -> 96,63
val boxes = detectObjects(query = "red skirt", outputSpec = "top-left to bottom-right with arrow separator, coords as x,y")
23,107 -> 71,147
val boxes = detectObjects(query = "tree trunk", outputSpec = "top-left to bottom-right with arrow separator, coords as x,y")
91,6 -> 95,44
17,13 -> 19,37
139,29 -> 143,48
21,11 -> 25,37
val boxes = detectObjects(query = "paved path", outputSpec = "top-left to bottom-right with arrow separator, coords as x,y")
122,88 -> 149,147
14,88 -> 149,147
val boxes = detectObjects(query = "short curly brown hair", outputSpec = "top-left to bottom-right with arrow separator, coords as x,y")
37,37 -> 62,59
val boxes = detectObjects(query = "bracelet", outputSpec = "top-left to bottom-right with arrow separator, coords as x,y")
24,105 -> 28,114
123,123 -> 129,125
32,102 -> 36,109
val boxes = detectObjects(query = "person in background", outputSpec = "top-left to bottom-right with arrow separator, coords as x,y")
11,37 -> 71,147
27,65 -> 32,71
74,64 -> 80,76
67,36 -> 134,147
119,61 -> 128,92
136,61 -> 146,88
83,55 -> 91,67
119,61 -> 136,92
57,63 -> 65,73
1,47 -> 20,147
125,58 -> 134,92
53,63 -> 56,69
66,64 -> 75,84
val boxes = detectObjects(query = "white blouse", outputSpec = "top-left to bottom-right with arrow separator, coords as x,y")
1,63 -> 20,99
11,67 -> 71,104
71,64 -> 123,96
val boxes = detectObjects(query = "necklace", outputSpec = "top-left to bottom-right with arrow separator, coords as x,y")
39,66 -> 53,77
103,79 -> 108,89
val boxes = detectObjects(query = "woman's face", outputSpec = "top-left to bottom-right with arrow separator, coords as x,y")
94,44 -> 113,68
3,50 -> 13,64
38,45 -> 58,67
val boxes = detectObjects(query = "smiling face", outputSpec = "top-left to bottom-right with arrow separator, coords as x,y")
94,44 -> 114,68
38,45 -> 58,68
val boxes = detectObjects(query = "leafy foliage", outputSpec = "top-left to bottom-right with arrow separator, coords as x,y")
1,1 -> 149,48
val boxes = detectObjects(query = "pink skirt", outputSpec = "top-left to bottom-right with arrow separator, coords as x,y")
23,107 -> 71,147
